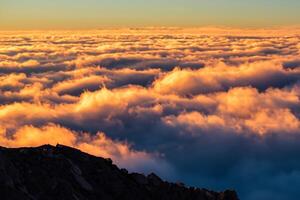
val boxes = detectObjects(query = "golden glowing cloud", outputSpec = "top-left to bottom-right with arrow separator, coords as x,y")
1,29 -> 300,197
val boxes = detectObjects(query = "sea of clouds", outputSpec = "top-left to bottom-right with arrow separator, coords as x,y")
1,28 -> 300,200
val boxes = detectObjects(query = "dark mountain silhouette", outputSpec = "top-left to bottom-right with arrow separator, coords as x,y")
0,144 -> 239,200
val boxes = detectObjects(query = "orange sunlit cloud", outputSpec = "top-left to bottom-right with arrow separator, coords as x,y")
0,28 -> 300,198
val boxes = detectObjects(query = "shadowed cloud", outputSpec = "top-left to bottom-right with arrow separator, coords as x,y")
0,28 -> 300,200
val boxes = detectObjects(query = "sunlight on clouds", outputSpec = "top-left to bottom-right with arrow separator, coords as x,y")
0,27 -> 300,199
0,123 -> 170,174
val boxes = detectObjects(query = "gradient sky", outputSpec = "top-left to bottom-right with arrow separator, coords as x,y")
1,0 -> 300,29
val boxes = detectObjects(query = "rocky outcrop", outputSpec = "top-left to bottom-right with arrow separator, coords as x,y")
0,145 -> 239,200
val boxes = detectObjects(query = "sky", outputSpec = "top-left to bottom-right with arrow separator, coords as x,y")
1,0 -> 300,29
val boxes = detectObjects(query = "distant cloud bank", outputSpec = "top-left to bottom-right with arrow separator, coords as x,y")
0,28 -> 300,200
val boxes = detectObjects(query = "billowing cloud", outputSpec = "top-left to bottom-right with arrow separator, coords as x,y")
153,62 -> 300,95
0,28 -> 300,200
0,123 -> 171,175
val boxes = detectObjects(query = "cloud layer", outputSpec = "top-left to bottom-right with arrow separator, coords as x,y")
1,28 -> 300,200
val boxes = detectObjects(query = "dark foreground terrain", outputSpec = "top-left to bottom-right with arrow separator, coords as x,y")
0,145 -> 238,200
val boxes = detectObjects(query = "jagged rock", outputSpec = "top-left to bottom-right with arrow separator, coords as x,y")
0,145 -> 239,200
147,173 -> 163,186
131,173 -> 148,185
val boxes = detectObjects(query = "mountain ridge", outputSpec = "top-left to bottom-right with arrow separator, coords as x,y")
0,144 -> 239,200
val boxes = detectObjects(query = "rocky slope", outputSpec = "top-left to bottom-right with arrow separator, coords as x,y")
0,144 -> 238,200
